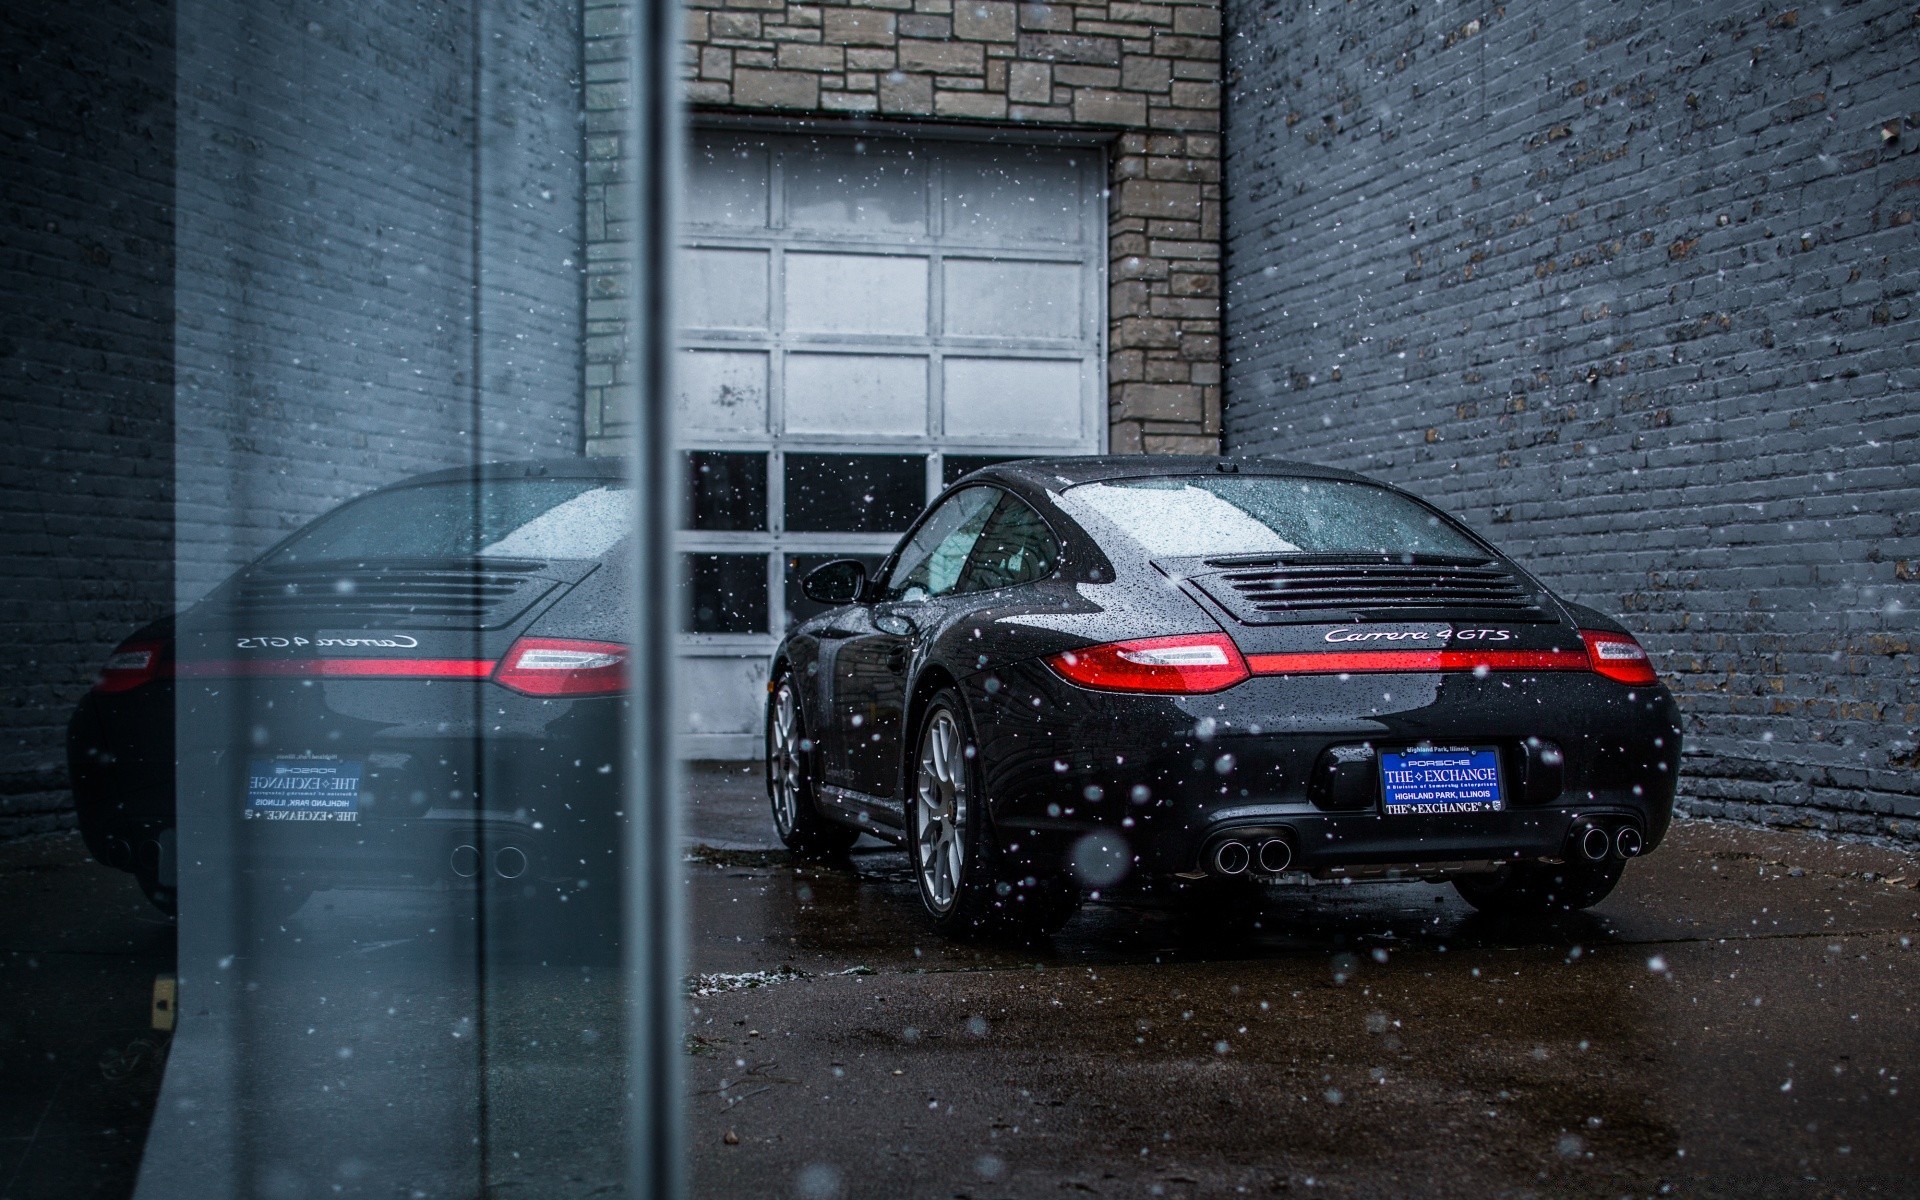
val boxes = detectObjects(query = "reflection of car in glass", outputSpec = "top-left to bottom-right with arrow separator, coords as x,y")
69,459 -> 631,918
769,456 -> 1683,938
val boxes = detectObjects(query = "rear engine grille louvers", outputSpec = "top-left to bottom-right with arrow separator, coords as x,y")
234,561 -> 556,629
1194,554 -> 1548,624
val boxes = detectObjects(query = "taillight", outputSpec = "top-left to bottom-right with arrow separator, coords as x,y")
1580,630 -> 1658,685
491,637 -> 629,697
1048,633 -> 1249,694
93,640 -> 168,694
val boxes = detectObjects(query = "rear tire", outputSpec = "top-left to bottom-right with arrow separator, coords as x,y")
767,673 -> 859,857
908,691 -> 1079,940
1453,858 -> 1624,915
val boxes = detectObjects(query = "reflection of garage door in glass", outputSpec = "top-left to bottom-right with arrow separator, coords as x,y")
673,131 -> 1107,756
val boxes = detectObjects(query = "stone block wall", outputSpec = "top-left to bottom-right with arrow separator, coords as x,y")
1223,0 -> 1920,839
586,0 -> 1227,452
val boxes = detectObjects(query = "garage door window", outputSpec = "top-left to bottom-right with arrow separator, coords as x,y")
670,130 -> 1106,753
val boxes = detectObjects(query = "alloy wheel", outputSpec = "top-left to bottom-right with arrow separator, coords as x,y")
769,681 -> 802,838
913,708 -> 969,913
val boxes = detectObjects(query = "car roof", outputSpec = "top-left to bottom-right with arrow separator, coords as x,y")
380,456 -> 629,488
963,454 -> 1379,490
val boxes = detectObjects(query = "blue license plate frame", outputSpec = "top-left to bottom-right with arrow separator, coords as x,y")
1379,746 -> 1503,815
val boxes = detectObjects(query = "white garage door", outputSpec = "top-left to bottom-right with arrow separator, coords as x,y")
677,129 -> 1107,758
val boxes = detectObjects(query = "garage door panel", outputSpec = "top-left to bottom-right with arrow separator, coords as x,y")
784,143 -> 927,238
687,139 -> 770,229
676,131 -> 1101,758
785,253 -> 929,337
682,248 -> 770,331
942,259 -> 1083,340
677,656 -> 768,738
785,352 -> 928,437
941,357 -> 1084,442
941,150 -> 1086,245
679,349 -> 769,436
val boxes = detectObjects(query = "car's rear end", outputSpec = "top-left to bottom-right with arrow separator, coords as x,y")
969,467 -> 1681,899
70,463 -> 633,916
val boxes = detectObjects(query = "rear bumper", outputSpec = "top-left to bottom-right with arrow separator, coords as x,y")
70,678 -> 625,890
964,661 -> 1682,878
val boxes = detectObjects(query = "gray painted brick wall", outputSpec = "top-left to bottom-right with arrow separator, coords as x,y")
1,1 -> 175,838
174,0 -> 586,602
0,0 -> 586,839
1223,1 -> 1920,838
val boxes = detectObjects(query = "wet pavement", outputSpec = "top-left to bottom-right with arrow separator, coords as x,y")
5,766 -> 1917,1199
682,765 -> 1920,1199
0,832 -> 175,1199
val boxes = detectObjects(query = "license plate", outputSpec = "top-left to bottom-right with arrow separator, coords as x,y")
245,757 -> 362,823
1380,746 -> 1502,815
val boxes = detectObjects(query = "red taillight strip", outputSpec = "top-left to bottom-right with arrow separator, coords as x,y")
1243,648 -> 1593,676
176,658 -> 496,679
92,640 -> 169,694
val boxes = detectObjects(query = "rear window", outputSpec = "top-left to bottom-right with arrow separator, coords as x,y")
1057,476 -> 1484,559
265,479 -> 630,565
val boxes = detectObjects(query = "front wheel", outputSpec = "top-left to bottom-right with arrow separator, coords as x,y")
1453,858 -> 1624,916
908,691 -> 1077,940
767,674 -> 859,857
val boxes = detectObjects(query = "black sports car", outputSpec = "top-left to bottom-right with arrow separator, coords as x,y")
769,456 -> 1682,937
69,458 -> 631,921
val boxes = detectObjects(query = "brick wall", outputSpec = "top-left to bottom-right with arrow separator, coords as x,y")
1223,1 -> 1920,838
586,0 -> 1227,452
0,1 -> 174,838
175,0 -> 585,601
0,0 -> 587,840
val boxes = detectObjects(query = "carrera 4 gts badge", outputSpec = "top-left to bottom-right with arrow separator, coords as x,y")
234,634 -> 420,649
1321,627 -> 1515,643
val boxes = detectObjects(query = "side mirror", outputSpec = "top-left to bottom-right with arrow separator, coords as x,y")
801,559 -> 868,606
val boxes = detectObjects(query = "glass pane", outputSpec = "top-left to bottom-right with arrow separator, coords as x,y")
942,259 -> 1082,339
784,352 -> 927,436
942,454 -> 1027,486
783,139 -> 927,235
266,477 -> 629,565
783,552 -> 888,626
684,451 -> 767,531
942,357 -> 1083,441
678,349 -> 769,437
683,553 -> 769,633
960,495 -> 1060,592
782,253 -> 929,336
942,145 -> 1085,244
681,247 -> 770,331
784,453 -> 926,533
1058,478 -> 1487,558
686,136 -> 770,228
882,486 -> 999,600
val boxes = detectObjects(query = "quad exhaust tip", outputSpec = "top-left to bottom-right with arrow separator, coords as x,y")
1212,840 -> 1251,876
450,844 -> 481,878
1575,823 -> 1613,863
494,846 -> 528,880
1614,825 -> 1645,859
450,844 -> 530,879
1256,837 -> 1293,875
